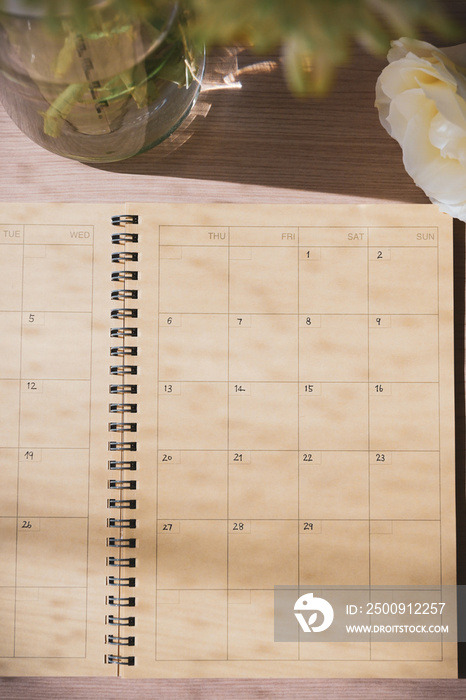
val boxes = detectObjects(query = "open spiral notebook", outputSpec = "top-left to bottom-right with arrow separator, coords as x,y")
0,202 -> 456,678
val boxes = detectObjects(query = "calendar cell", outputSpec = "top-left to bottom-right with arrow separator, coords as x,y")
369,247 -> 438,314
158,382 -> 228,450
299,452 -> 369,520
228,590 -> 298,660
16,517 -> 88,587
228,520 -> 298,589
19,380 -> 91,448
22,245 -> 93,312
298,590 -> 370,660
18,449 -> 89,517
157,451 -> 227,519
14,588 -> 86,657
299,315 -> 368,382
156,590 -> 227,660
158,314 -> 228,382
370,452 -> 439,520
370,521 -> 440,585
369,315 -> 439,382
299,247 -> 367,314
369,383 -> 439,451
229,451 -> 298,520
229,247 -> 297,314
229,314 -> 298,382
229,382 -> 297,451
299,383 -> 368,451
156,520 -> 227,589
21,312 -> 92,380
159,246 -> 228,313
370,588 -> 443,660
299,520 -> 369,585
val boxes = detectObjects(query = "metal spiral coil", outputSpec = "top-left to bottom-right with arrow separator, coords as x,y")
106,213 -> 139,668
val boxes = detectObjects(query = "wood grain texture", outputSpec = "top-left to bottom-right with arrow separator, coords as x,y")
0,1 -> 465,696
0,45 -> 430,204
1,677 -> 466,699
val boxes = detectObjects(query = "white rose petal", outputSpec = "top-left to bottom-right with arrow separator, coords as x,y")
375,37 -> 466,221
403,116 -> 466,202
386,88 -> 433,142
429,113 -> 466,165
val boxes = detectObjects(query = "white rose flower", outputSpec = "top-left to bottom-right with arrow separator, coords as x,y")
375,37 -> 466,221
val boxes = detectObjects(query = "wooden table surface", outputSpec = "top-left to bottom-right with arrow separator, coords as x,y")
0,3 -> 465,698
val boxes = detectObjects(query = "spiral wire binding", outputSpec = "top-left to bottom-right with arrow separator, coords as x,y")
106,214 -> 139,668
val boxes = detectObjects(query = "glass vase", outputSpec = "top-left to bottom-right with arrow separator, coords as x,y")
0,0 -> 205,162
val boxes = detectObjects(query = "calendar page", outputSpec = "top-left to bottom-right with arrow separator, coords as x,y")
127,203 -> 456,678
0,202 -> 456,678
0,203 -> 115,677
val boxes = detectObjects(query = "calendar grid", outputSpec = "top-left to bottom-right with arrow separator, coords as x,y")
153,222 -> 444,663
0,222 -> 94,661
